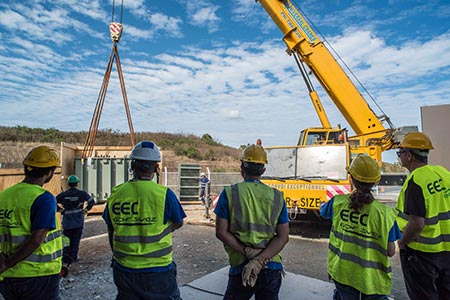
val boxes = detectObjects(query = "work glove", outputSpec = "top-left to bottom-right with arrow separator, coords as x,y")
244,246 -> 262,260
242,256 -> 266,287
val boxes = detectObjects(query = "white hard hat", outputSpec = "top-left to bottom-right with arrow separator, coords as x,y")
200,172 -> 206,176
130,141 -> 161,162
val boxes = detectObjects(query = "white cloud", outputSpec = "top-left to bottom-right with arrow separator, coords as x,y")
148,13 -> 183,38
0,1 -> 449,149
221,109 -> 240,119
181,0 -> 220,33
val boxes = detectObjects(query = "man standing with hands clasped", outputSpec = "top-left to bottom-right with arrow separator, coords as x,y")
215,143 -> 289,300
395,131 -> 450,300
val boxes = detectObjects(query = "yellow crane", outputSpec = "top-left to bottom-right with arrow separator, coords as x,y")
256,0 -> 415,220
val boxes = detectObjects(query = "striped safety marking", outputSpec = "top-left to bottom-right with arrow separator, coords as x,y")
212,195 -> 219,208
326,185 -> 351,200
109,22 -> 123,41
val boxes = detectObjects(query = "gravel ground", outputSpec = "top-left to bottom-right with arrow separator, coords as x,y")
0,205 -> 408,300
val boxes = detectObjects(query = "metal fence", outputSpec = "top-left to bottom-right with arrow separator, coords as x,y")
163,171 -> 241,198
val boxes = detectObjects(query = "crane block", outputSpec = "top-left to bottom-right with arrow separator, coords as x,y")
110,22 -> 123,43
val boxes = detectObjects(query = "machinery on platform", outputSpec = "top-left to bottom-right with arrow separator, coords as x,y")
256,0 -> 416,220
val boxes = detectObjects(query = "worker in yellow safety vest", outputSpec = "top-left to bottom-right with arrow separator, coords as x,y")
214,144 -> 289,299
0,145 -> 63,300
102,141 -> 186,300
395,131 -> 450,300
320,154 -> 401,299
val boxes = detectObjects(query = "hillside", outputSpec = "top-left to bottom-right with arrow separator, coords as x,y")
0,126 -> 406,173
0,126 -> 242,171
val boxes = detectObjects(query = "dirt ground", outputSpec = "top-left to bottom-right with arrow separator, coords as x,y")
1,205 -> 408,300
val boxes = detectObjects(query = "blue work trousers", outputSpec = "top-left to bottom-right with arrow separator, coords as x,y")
333,280 -> 388,300
113,264 -> 181,300
63,226 -> 83,263
0,274 -> 60,300
223,269 -> 282,300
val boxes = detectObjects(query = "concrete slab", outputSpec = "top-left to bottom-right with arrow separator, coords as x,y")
180,266 -> 335,299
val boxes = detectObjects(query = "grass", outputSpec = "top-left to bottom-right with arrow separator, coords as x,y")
0,126 -> 241,172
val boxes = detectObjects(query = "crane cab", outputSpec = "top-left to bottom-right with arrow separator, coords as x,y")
297,128 -> 347,146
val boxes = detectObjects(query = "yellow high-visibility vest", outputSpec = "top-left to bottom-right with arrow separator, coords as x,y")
396,165 -> 450,252
108,180 -> 173,269
224,182 -> 284,267
328,195 -> 396,295
0,183 -> 63,278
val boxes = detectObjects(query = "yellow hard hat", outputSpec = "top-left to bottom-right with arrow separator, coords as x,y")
347,155 -> 380,183
23,146 -> 59,168
399,131 -> 433,150
241,144 -> 267,164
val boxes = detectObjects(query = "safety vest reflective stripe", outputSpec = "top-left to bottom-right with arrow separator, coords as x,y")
397,211 -> 408,222
114,226 -> 172,244
398,210 -> 450,226
229,184 -> 281,233
0,235 -> 25,244
331,226 -> 387,256
26,249 -> 63,263
44,230 -> 61,243
424,211 -> 450,225
64,208 -> 83,214
416,234 -> 450,245
0,230 -> 61,244
329,243 -> 391,274
114,245 -> 173,259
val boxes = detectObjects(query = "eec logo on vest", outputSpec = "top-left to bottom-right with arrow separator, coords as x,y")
0,209 -> 13,219
427,179 -> 446,195
111,202 -> 157,225
112,202 -> 138,215
340,209 -> 368,226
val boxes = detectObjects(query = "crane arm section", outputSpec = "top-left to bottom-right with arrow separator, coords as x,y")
257,0 -> 392,146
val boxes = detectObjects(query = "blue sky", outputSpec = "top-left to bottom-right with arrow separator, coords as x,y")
1,0 -> 449,162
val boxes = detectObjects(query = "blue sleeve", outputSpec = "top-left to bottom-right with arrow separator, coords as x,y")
55,192 -> 64,204
320,198 -> 334,219
388,221 -> 402,242
83,191 -> 95,210
278,201 -> 289,224
213,190 -> 229,220
30,191 -> 57,231
164,189 -> 187,224
102,203 -> 112,228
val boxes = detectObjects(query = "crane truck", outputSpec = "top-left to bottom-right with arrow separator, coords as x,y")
256,0 -> 416,220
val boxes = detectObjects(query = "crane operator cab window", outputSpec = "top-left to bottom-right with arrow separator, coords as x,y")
300,131 -> 328,145
301,129 -> 348,145
329,130 -> 347,144
305,132 -> 328,145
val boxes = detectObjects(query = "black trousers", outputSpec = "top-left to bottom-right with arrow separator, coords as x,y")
400,247 -> 450,300
63,226 -> 83,263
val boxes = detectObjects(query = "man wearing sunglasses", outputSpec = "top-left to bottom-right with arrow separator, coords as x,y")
395,131 -> 450,300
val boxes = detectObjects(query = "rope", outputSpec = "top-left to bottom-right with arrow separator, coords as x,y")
120,0 -> 124,23
111,0 -> 124,23
111,0 -> 115,22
